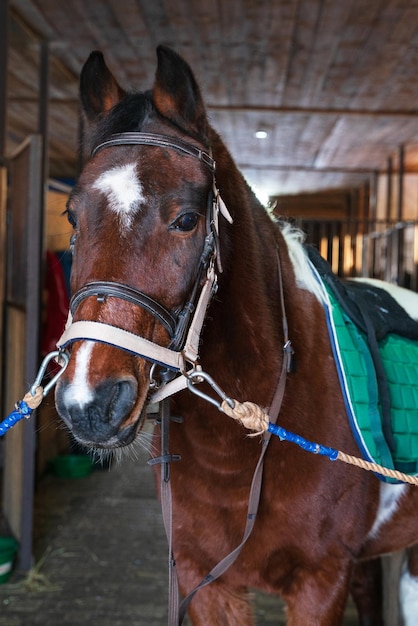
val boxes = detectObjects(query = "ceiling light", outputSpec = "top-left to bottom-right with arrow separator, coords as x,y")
254,130 -> 268,139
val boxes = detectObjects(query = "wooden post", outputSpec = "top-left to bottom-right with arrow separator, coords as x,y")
396,144 -> 405,285
385,157 -> 393,282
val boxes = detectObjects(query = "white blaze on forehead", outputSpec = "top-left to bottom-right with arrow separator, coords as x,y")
93,162 -> 144,230
62,342 -> 94,408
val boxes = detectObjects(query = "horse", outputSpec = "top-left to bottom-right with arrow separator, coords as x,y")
54,45 -> 418,625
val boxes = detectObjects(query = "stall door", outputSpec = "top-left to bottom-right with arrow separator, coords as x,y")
2,134 -> 43,571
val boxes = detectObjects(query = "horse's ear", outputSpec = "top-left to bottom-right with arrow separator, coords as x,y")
80,51 -> 125,121
153,45 -> 208,138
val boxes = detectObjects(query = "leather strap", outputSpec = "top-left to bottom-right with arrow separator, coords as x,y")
91,132 -> 215,172
153,399 -> 181,626
58,321 -> 185,371
70,281 -> 177,339
176,249 -> 292,624
182,264 -> 217,364
149,375 -> 189,404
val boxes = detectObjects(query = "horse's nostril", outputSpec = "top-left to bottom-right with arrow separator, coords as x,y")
108,379 -> 138,425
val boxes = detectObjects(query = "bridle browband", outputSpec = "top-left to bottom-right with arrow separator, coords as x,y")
91,132 -> 216,172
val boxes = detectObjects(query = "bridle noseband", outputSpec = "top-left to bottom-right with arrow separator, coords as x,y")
58,132 -> 232,390
69,281 -> 178,339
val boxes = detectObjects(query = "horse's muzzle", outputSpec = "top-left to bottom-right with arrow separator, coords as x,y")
55,377 -> 139,447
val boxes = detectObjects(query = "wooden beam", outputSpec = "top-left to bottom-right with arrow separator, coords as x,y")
7,99 -> 418,120
238,163 -> 418,175
207,104 -> 418,118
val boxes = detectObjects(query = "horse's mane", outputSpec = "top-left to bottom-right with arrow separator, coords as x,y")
280,222 -> 326,303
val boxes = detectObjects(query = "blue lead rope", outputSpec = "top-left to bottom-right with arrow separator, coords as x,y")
0,350 -> 70,437
188,369 -> 342,463
0,401 -> 33,436
267,422 -> 339,461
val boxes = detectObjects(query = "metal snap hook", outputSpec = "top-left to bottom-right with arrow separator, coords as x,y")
30,350 -> 70,397
186,369 -> 235,412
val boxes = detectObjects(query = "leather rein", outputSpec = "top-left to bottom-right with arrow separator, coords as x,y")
56,131 -> 292,626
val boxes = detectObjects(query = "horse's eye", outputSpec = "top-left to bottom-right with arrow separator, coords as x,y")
170,212 -> 200,232
65,208 -> 77,228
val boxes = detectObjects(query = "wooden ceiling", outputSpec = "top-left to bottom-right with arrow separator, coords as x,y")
6,0 -> 418,201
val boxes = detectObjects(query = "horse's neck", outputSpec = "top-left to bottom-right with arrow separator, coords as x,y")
202,156 -> 293,402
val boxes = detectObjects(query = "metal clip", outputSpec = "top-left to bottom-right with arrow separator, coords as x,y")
186,369 -> 235,412
283,339 -> 295,373
30,350 -> 70,397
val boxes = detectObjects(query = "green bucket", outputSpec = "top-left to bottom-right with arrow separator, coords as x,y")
0,536 -> 19,584
50,454 -> 94,478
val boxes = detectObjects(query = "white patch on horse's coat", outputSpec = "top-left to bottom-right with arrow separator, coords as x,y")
351,277 -> 418,321
399,561 -> 418,626
93,162 -> 144,230
280,223 -> 326,303
368,482 -> 408,539
62,342 -> 94,407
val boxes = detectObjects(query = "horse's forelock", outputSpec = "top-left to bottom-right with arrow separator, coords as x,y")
87,92 -> 154,154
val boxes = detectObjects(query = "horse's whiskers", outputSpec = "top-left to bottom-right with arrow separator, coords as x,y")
135,429 -> 157,455
86,430 -> 155,468
89,447 -> 119,468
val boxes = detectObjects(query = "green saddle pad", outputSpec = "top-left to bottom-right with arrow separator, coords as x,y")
323,283 -> 418,483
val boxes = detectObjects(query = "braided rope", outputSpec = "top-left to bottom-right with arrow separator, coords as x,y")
0,387 -> 44,437
336,451 -> 418,486
23,386 -> 44,410
221,399 -> 418,486
221,399 -> 269,435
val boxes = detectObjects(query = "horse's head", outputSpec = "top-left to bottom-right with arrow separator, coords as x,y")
55,46 -> 227,449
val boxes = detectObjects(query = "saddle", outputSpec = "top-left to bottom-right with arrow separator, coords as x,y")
307,246 -> 418,482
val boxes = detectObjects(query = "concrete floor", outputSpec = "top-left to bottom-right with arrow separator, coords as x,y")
0,450 -> 362,625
